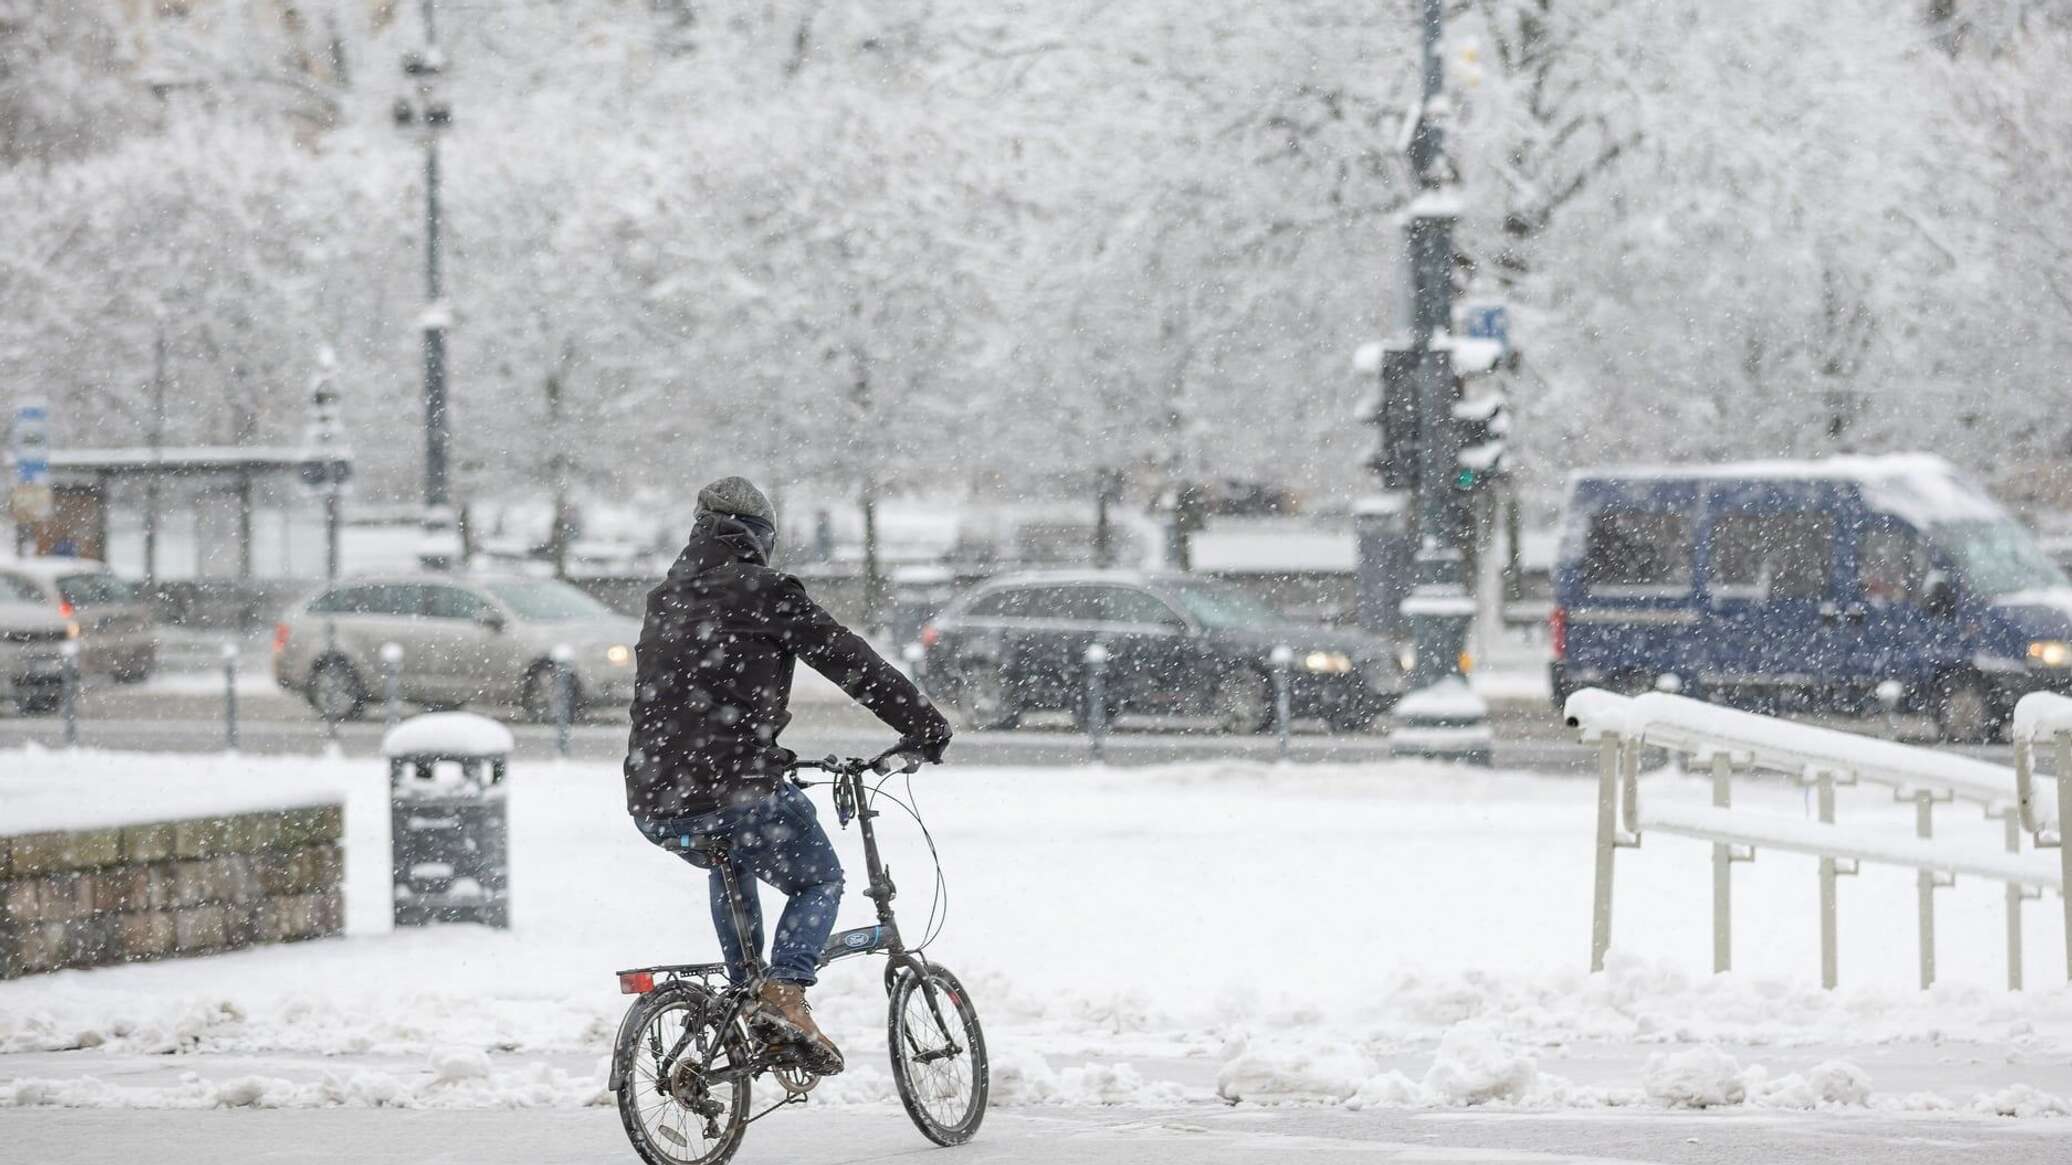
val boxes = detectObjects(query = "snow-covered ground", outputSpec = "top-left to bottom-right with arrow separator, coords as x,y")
4,748 -> 2071,1125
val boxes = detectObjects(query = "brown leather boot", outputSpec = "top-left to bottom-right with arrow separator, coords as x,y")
751,981 -> 844,1075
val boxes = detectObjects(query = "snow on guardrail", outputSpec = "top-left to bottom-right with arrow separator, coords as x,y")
1565,688 -> 2055,828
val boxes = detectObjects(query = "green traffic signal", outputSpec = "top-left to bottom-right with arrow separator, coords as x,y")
1454,467 -> 1478,490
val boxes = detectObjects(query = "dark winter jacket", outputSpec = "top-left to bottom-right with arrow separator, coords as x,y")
623,513 -> 951,819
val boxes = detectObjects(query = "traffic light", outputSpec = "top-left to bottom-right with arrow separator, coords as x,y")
1451,384 -> 1508,491
1355,343 -> 1421,491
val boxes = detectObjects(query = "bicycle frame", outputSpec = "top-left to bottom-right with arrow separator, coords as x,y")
612,754 -> 961,1094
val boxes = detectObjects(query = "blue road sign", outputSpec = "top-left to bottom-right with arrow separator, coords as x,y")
11,402 -> 49,486
1460,303 -> 1509,350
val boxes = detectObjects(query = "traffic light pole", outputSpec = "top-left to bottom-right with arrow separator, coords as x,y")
1390,0 -> 1492,764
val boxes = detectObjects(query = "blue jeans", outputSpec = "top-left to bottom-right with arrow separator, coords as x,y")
637,785 -> 844,986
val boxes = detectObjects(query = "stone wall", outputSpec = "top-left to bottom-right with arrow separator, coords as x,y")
0,804 -> 344,979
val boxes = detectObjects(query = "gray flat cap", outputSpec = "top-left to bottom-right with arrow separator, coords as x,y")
695,476 -> 776,526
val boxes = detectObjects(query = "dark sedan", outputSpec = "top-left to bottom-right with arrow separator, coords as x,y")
918,571 -> 1404,733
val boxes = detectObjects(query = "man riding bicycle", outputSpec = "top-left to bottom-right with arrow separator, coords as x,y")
624,477 -> 953,1076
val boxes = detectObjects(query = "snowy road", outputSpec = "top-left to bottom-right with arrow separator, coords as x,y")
7,1101 -> 2069,1163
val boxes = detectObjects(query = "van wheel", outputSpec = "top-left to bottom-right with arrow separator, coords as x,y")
954,665 -> 1020,732
308,658 -> 367,722
1933,675 -> 2002,744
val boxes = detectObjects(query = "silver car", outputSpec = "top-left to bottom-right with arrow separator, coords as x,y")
273,574 -> 641,721
0,559 -> 156,701
0,570 -> 76,713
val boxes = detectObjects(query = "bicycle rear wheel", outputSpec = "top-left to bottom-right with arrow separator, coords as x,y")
886,963 -> 989,1145
615,983 -> 752,1165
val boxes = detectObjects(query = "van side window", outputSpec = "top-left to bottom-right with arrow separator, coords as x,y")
1710,511 -> 1834,600
1581,512 -> 1693,596
1860,526 -> 1924,605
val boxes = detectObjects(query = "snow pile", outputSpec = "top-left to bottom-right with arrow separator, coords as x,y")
991,1050 -> 1187,1108
1641,1047 -> 1746,1108
1219,1024 -> 1584,1110
0,1056 -> 609,1111
1418,1025 -> 1546,1106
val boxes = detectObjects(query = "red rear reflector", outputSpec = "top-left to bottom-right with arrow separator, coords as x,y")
1550,606 -> 1568,660
58,600 -> 75,620
619,971 -> 655,995
273,622 -> 292,653
919,624 -> 940,649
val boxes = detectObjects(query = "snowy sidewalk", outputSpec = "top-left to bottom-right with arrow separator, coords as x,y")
7,748 -> 2072,1149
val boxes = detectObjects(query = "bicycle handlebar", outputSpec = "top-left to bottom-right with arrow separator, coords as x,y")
790,745 -> 926,779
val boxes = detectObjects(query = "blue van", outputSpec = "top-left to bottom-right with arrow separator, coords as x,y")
1549,455 -> 2072,741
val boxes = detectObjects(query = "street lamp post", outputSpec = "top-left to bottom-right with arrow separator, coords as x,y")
397,0 -> 455,569
1388,0 -> 1492,765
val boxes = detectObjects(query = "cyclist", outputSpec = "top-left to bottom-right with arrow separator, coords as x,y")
625,476 -> 953,1075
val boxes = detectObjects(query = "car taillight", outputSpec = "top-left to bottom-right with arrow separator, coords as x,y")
273,622 -> 292,653
919,623 -> 940,649
1550,606 -> 1567,660
618,971 -> 655,995
57,600 -> 75,620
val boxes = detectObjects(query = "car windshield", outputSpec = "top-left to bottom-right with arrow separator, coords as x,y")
1167,583 -> 1285,629
57,573 -> 136,606
1931,520 -> 2070,597
483,579 -> 613,622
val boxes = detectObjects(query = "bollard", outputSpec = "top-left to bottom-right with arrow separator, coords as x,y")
550,644 -> 575,758
1269,645 -> 1294,762
381,642 -> 404,733
1876,680 -> 1905,741
222,643 -> 240,752
60,641 -> 79,748
1083,643 -> 1109,764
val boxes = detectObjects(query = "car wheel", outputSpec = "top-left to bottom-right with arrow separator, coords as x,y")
1325,702 -> 1378,734
1933,674 -> 2001,744
954,664 -> 1020,731
522,663 -> 580,724
15,682 -> 63,716
308,658 -> 367,722
1213,669 -> 1274,735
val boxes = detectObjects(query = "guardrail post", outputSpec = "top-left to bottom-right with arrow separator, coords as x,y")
381,642 -> 404,733
2059,734 -> 2072,983
1590,733 -> 1621,973
2003,812 -> 2026,991
1711,751 -> 1732,974
1818,769 -> 1840,990
222,642 -> 240,752
1269,645 -> 1294,762
1083,643 -> 1109,764
59,641 -> 79,749
1913,790 -> 1937,989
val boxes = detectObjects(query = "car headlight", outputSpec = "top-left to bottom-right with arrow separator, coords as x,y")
1396,643 -> 1416,672
2030,640 -> 2071,668
606,644 -> 632,666
1303,651 -> 1353,674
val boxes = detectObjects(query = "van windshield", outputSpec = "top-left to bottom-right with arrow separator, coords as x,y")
1931,520 -> 2069,597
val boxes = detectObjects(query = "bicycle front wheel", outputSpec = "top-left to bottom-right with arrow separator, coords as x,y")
887,963 -> 989,1145
615,983 -> 752,1165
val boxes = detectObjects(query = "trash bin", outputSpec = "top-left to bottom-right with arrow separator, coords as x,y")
382,712 -> 515,929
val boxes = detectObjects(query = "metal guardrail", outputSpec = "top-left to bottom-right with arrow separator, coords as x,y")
1568,688 -> 2062,992
2013,692 -> 2072,985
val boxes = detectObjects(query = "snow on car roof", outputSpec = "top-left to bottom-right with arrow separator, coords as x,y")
0,556 -> 114,578
1567,453 -> 2008,527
